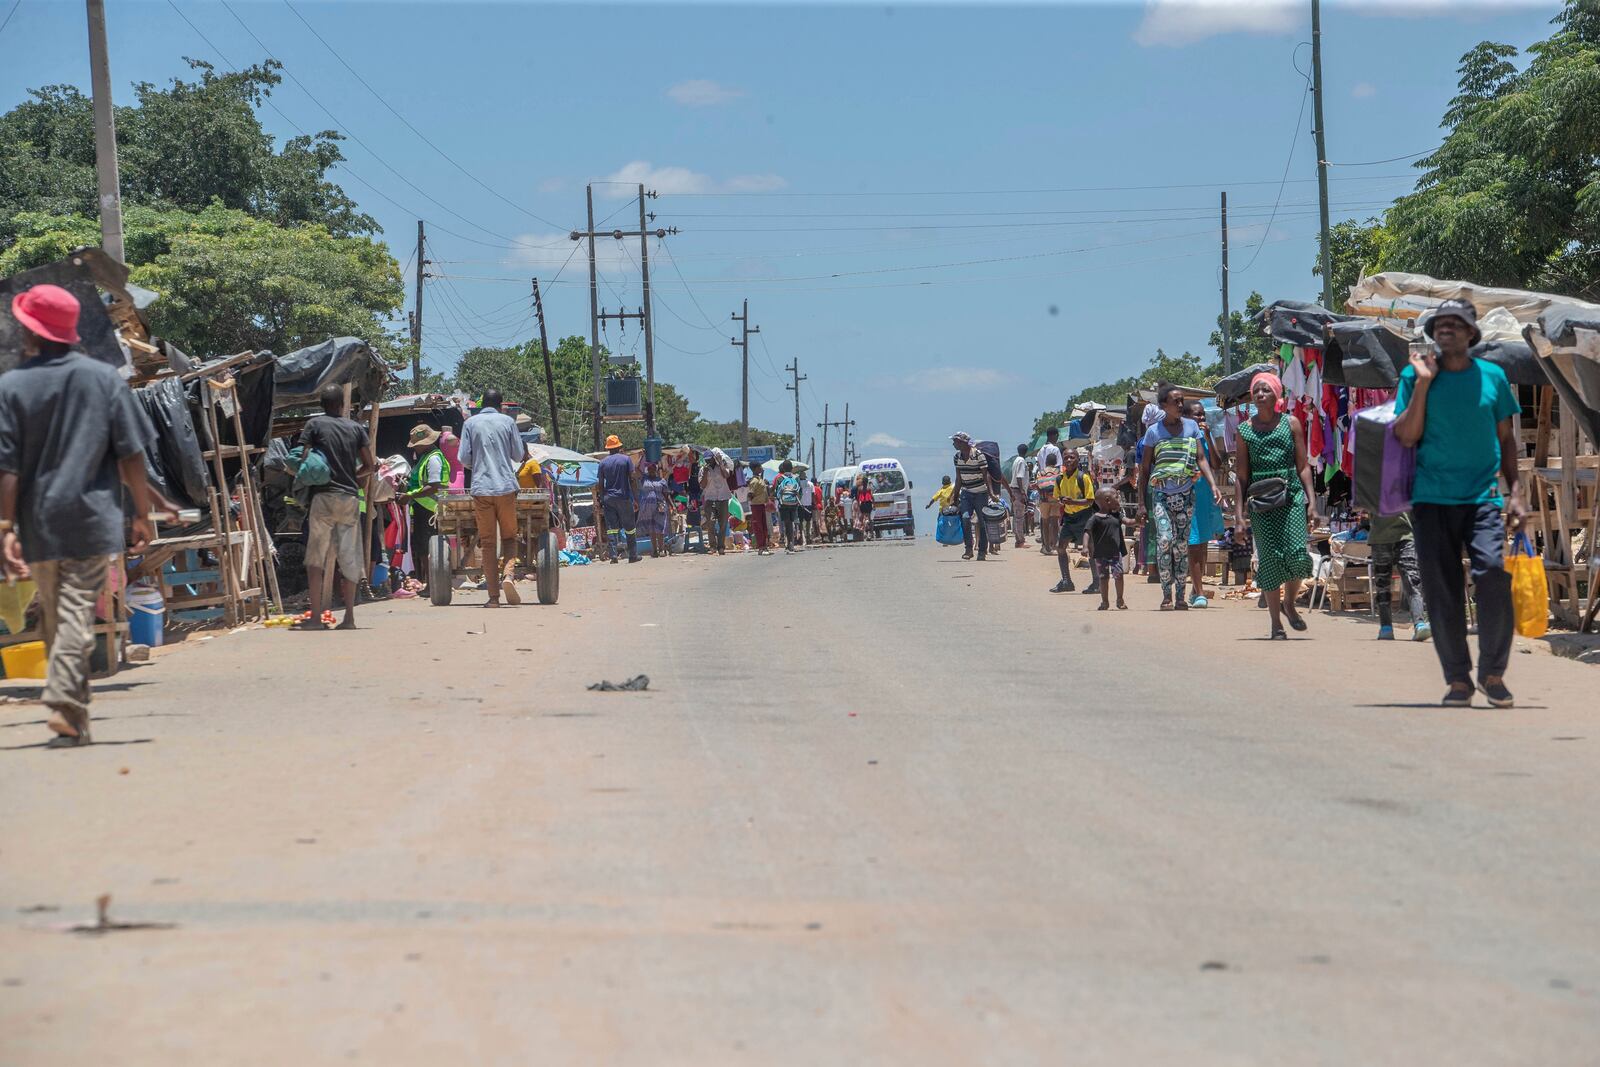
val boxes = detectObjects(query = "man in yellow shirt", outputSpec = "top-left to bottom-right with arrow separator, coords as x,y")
1050,451 -> 1096,593
925,476 -> 956,511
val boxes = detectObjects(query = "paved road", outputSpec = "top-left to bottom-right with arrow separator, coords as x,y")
2,539 -> 1597,1065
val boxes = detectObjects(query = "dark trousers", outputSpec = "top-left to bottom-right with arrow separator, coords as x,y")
1412,502 -> 1512,685
1371,538 -> 1426,628
958,489 -> 990,557
704,499 -> 729,552
409,503 -> 434,582
779,503 -> 801,546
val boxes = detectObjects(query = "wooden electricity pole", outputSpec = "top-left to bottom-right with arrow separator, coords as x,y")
411,220 -> 427,389
532,277 -> 560,446
785,359 -> 807,462
85,0 -> 124,262
1312,0 -> 1334,310
1221,191 -> 1232,376
731,300 -> 759,458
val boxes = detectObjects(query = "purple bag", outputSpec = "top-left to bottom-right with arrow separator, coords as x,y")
1352,401 -> 1415,517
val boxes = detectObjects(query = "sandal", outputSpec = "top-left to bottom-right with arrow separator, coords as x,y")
289,619 -> 328,631
1270,626 -> 1288,640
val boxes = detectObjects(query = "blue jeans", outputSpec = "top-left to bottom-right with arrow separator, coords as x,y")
958,490 -> 989,557
1412,502 -> 1512,686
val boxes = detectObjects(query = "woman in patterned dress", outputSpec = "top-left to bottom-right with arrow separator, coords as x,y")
1235,373 -> 1321,639
636,462 -> 671,558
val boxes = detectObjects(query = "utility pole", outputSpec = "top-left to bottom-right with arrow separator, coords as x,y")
571,184 -> 675,449
819,404 -> 851,471
411,220 -> 427,389
532,278 -> 560,447
1221,191 -> 1233,376
841,402 -> 855,466
583,187 -> 601,449
1311,0 -> 1334,311
819,403 -> 829,469
785,360 -> 807,462
731,300 -> 759,458
808,438 -> 815,471
85,0 -> 124,263
637,185 -> 658,441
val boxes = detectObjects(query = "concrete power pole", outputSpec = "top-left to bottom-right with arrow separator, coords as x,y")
819,404 -> 850,471
532,277 -> 560,447
1311,0 -> 1334,310
637,185 -> 658,440
785,360 -> 807,462
731,300 -> 759,458
411,220 -> 427,388
85,0 -> 124,263
1220,191 -> 1232,376
570,185 -> 674,449
841,402 -> 855,465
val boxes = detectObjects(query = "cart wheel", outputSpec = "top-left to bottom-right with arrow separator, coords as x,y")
535,530 -> 560,605
428,535 -> 453,606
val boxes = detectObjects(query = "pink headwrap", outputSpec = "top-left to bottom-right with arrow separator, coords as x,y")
1250,372 -> 1286,413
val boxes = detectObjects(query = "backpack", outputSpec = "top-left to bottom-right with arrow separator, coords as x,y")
777,476 -> 802,506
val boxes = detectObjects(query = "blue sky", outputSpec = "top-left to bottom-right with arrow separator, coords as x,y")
0,0 -> 1561,495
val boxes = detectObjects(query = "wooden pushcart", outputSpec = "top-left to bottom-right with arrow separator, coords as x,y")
427,488 -> 560,606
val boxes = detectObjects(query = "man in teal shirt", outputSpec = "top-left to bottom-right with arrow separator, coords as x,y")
1394,299 -> 1526,709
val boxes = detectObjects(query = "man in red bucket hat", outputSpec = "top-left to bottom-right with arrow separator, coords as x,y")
0,284 -> 160,746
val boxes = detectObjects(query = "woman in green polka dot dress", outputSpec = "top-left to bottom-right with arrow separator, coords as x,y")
1235,373 -> 1322,640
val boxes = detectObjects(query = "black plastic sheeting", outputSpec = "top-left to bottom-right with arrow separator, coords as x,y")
1526,305 -> 1600,450
1326,318 -> 1549,389
134,376 -> 212,511
1257,300 -> 1352,349
273,336 -> 388,410
1212,362 -> 1279,407
0,261 -> 125,374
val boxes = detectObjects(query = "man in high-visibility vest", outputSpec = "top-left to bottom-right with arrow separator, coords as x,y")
400,423 -> 450,587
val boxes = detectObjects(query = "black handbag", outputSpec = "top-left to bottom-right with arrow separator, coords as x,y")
1247,476 -> 1291,514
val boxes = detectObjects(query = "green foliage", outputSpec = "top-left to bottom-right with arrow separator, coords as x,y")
1312,222 -> 1391,307
1032,408 -> 1071,439
1382,4 -> 1600,297
0,62 -> 372,253
1207,291 -> 1278,370
0,203 -> 404,359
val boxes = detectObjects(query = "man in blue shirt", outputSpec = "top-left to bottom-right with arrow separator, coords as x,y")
457,389 -> 527,605
1394,300 -> 1525,708
597,434 -> 638,563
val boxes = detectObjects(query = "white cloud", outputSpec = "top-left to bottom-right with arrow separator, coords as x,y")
863,432 -> 907,448
1351,81 -> 1378,99
1134,0 -> 1541,47
667,79 -> 745,107
1133,0 -> 1297,47
536,176 -> 565,194
503,231 -> 631,273
903,367 -> 1017,393
594,160 -> 786,199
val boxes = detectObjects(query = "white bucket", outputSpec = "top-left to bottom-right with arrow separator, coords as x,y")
127,586 -> 165,647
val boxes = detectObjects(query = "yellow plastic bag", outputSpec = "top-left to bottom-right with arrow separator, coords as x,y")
1507,533 -> 1547,639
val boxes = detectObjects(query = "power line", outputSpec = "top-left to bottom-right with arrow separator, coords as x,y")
216,0 -> 553,251
279,0 -> 567,230
1327,149 -> 1434,167
1236,51 -> 1313,276
667,173 -> 1420,198
0,0 -> 22,38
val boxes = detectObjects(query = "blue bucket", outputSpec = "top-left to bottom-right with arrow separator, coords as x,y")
127,586 -> 165,647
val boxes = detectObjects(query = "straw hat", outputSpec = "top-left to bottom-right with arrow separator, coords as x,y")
515,412 -> 534,431
408,423 -> 442,448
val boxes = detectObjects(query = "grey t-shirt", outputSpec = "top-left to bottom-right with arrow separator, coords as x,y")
0,350 -> 155,563
298,414 -> 367,497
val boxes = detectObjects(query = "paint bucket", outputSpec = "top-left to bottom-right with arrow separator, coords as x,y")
1,641 -> 47,679
127,586 -> 165,648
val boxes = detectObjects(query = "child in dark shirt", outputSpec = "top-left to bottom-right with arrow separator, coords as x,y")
1220,524 -> 1253,587
1086,488 -> 1128,611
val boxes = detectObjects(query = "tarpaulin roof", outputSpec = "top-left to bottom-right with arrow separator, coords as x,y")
1524,304 -> 1600,451
1257,300 -> 1353,348
1213,362 -> 1279,407
1325,318 -> 1548,389
1347,271 -> 1600,324
0,249 -> 140,375
272,336 -> 390,411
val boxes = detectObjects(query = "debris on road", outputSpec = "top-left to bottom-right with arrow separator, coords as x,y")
62,894 -> 177,936
588,674 -> 649,692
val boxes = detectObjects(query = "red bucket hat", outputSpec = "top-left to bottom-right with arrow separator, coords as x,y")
11,284 -> 82,346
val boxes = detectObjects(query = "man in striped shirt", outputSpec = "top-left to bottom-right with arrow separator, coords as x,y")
951,432 -> 1001,561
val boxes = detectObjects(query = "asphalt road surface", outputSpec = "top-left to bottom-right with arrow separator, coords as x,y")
3,538 -> 1597,1065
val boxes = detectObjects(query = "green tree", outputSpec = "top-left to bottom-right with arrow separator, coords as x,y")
1207,290 -> 1278,371
1382,5 -> 1600,297
0,61 -> 371,252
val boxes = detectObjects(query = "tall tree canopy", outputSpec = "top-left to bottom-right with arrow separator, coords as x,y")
1383,4 -> 1600,297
